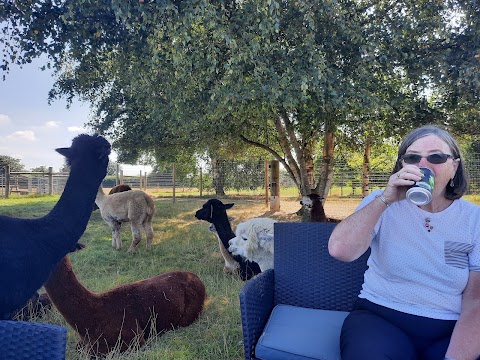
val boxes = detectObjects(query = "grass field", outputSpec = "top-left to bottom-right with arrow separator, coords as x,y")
6,193 -> 479,359
1,194 -> 360,360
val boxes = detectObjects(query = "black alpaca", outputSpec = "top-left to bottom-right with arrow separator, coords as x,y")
300,193 -> 327,222
300,193 -> 341,223
0,134 -> 111,320
195,199 -> 261,281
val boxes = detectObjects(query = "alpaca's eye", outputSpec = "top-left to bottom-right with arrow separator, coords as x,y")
241,236 -> 248,241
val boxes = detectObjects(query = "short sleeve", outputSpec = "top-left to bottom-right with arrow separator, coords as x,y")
469,238 -> 480,272
354,189 -> 384,241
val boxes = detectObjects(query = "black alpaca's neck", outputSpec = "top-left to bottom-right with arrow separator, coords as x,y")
44,167 -> 100,251
311,202 -> 327,222
212,216 -> 235,249
44,257 -> 97,334
212,213 -> 261,280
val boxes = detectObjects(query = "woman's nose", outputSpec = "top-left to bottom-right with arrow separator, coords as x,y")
418,157 -> 429,168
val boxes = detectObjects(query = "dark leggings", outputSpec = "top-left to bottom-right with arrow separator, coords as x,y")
341,298 -> 456,360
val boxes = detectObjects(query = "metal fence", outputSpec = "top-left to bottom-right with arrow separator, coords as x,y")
3,156 -> 480,199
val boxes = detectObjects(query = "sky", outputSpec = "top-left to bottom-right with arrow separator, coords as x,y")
0,56 -> 151,175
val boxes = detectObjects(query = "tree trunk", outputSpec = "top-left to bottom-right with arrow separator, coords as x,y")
362,141 -> 371,197
211,158 -> 226,196
315,129 -> 336,200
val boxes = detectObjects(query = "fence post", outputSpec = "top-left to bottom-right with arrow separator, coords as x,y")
264,160 -> 269,208
199,167 -> 203,197
172,163 -> 176,203
5,165 -> 10,198
116,163 -> 120,186
269,160 -> 280,211
120,170 -> 124,184
48,167 -> 53,195
145,172 -> 148,191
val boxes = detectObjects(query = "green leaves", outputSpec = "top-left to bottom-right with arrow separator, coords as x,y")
2,0 -> 479,194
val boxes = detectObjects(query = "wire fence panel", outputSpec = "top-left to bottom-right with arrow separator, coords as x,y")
3,157 -> 480,199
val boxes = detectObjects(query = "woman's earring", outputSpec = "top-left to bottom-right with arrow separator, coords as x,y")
450,178 -> 454,187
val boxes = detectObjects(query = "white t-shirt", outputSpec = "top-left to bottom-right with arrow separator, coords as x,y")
357,189 -> 480,320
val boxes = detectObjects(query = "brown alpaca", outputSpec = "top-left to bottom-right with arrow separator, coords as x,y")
109,184 -> 132,194
44,256 -> 206,355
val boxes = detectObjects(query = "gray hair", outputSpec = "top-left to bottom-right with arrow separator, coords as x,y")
392,125 -> 468,200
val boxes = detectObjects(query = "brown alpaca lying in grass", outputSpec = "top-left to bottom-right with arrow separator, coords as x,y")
44,255 -> 206,355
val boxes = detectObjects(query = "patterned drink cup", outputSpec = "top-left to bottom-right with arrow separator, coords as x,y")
406,167 -> 435,206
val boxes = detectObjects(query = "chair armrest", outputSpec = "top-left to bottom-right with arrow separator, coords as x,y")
0,320 -> 67,360
239,269 -> 275,360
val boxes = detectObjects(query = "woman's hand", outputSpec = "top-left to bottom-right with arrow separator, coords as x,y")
382,165 -> 422,205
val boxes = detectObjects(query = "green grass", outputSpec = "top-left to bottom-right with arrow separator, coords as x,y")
2,195 -> 303,360
8,193 -> 475,359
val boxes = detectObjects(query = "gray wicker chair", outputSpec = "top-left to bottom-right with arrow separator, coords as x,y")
0,320 -> 67,360
239,222 -> 370,360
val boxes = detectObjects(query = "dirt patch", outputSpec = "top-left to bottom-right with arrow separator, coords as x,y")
220,197 -> 361,225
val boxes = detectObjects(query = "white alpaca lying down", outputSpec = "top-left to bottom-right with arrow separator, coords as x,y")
228,218 -> 277,272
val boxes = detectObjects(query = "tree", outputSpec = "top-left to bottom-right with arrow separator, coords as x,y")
30,165 -> 49,172
2,1 -> 479,197
0,155 -> 25,172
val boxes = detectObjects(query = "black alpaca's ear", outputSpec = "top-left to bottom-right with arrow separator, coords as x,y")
55,147 -> 72,158
225,203 -> 234,209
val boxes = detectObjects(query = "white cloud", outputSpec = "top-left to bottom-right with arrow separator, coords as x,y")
7,130 -> 36,141
0,114 -> 11,125
67,126 -> 86,133
45,121 -> 60,128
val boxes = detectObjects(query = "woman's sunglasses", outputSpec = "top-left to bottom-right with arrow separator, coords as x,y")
401,153 -> 454,164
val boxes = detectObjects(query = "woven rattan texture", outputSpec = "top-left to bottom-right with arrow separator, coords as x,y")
274,222 -> 369,311
239,270 -> 274,360
0,320 -> 67,360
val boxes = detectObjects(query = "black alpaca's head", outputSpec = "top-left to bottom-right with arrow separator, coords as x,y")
56,133 -> 111,165
300,193 -> 324,209
195,199 -> 234,223
56,134 -> 111,179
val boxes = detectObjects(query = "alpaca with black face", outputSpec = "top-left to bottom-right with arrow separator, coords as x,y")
300,193 -> 327,222
0,134 -> 111,320
300,193 -> 341,223
195,198 -> 261,281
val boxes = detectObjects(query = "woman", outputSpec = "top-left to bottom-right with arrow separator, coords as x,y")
329,125 -> 480,360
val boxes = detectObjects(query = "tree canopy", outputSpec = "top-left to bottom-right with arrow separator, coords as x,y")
2,0 -> 479,196
0,155 -> 26,172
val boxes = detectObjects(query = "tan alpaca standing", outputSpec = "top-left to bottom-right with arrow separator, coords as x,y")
95,186 -> 156,252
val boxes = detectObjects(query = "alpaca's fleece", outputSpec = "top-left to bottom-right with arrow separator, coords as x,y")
300,193 -> 327,222
93,184 -> 132,211
300,194 -> 342,223
194,199 -> 262,280
44,256 -> 206,355
0,134 -> 110,320
95,187 -> 156,252
228,218 -> 277,271
208,224 -> 239,274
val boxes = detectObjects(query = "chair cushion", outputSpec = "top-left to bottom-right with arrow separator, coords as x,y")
255,304 -> 349,360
